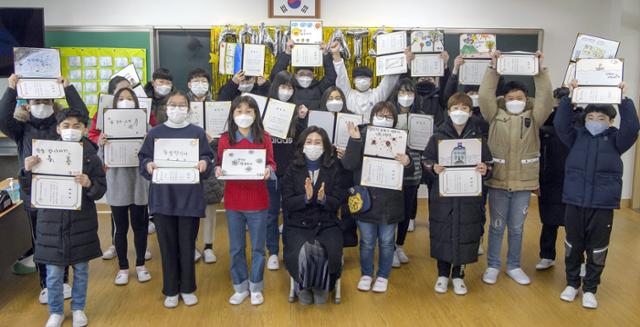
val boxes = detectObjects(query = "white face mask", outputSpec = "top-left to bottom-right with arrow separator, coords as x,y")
154,85 -> 172,96
278,87 -> 294,102
60,128 -> 83,142
190,82 -> 209,97
469,94 -> 479,108
238,83 -> 254,93
234,114 -> 255,129
355,78 -> 371,92
372,116 -> 394,128
449,110 -> 470,126
166,105 -> 188,125
505,100 -> 526,114
117,99 -> 136,109
326,99 -> 343,112
398,95 -> 415,108
30,103 -> 54,119
303,144 -> 324,161
296,76 -> 313,89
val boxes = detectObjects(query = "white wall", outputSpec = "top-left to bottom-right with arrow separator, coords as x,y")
2,0 -> 639,198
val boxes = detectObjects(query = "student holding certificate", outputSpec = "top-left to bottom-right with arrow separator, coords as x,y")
217,70 -> 270,101
186,68 -> 214,102
215,96 -> 276,306
138,91 -> 214,308
341,102 -> 414,293
478,50 -> 552,286
401,50 -> 450,127
421,93 -> 492,295
1,73 -> 87,304
20,108 -> 106,327
143,68 -> 174,125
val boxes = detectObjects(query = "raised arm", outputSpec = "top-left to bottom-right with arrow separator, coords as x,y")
553,96 -> 578,148
269,41 -> 293,82
138,133 -> 155,181
479,52 -> 501,121
0,75 -> 25,140
531,52 -> 553,127
318,49 -> 338,92
615,95 -> 640,154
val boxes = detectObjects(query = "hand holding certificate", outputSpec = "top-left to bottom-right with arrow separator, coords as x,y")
497,52 -> 539,76
205,101 -> 231,138
16,78 -> 65,99
152,138 -> 200,184
572,58 -> 624,104
262,99 -> 296,139
292,44 -> 323,67
408,114 -> 434,150
218,149 -> 267,180
188,102 -> 205,129
334,113 -> 363,149
411,54 -> 444,77
242,44 -> 266,77
104,139 -> 143,168
459,60 -> 491,85
31,140 -> 84,176
438,167 -> 482,197
360,157 -> 404,191
363,126 -> 408,159
103,109 -> 147,139
31,175 -> 82,210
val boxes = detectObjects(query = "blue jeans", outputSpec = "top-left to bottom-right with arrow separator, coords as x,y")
487,188 -> 532,270
357,221 -> 397,279
46,262 -> 89,315
226,210 -> 268,293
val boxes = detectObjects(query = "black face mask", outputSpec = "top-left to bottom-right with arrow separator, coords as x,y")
416,81 -> 436,95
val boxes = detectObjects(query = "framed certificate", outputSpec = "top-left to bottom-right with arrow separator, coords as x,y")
269,0 -> 320,18
290,20 -> 323,44
308,110 -> 335,143
188,102 -> 205,129
262,99 -> 296,139
334,113 -> 363,149
205,101 -> 231,138
411,54 -> 444,77
152,168 -> 200,184
376,32 -> 407,56
218,149 -> 267,180
16,78 -> 65,99
363,126 -> 408,159
154,138 -> 199,168
31,140 -> 83,176
361,156 -> 404,191
459,60 -> 492,85
292,44 -> 323,67
376,53 -> 407,76
438,138 -> 482,166
242,44 -> 266,77
104,139 -> 143,168
575,58 -> 623,86
459,34 -> 496,58
570,33 -> 620,61
497,53 -> 539,76
31,175 -> 82,210
103,109 -> 148,139
571,87 -> 622,105
408,114 -> 434,150
438,167 -> 482,197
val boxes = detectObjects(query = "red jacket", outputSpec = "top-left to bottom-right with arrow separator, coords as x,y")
217,131 -> 276,211
88,111 -> 158,143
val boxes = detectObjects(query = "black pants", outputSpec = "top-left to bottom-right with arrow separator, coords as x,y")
437,260 -> 464,278
564,205 -> 613,293
25,209 -> 69,288
154,214 -> 199,296
480,185 -> 488,236
396,185 -> 419,246
112,204 -> 148,269
539,224 -> 560,260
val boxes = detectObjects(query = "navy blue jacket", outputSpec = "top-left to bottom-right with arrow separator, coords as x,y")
554,96 -> 639,209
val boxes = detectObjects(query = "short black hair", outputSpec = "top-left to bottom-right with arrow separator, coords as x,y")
56,108 -> 89,127
585,104 -> 617,119
294,67 -> 314,74
553,87 -> 570,100
390,78 -> 417,106
108,76 -> 129,94
463,85 -> 480,93
353,66 -> 373,79
153,68 -> 173,81
187,68 -> 211,84
502,81 -> 528,96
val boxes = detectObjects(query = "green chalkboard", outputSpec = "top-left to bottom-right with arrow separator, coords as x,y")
156,29 -> 212,92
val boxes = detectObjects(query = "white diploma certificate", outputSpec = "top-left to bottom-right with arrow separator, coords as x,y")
411,54 -> 444,77
16,79 -> 65,99
242,44 -> 266,77
262,99 -> 296,139
563,62 -> 576,87
575,59 -> 623,86
96,94 -> 115,131
334,113 -> 363,149
188,102 -> 205,129
111,64 -> 140,86
218,149 -> 267,180
14,47 -> 61,78
571,87 -> 622,105
31,175 -> 82,210
376,53 -> 407,76
152,168 -> 200,184
364,126 -> 408,159
103,109 -> 147,139
361,156 -> 404,191
308,110 -> 336,142
459,60 -> 492,85
154,138 -> 199,168
205,101 -> 231,138
439,167 -> 482,197
31,140 -> 83,176
497,53 -> 539,76
376,31 -> 407,56
292,44 -> 323,67
571,33 -> 620,61
438,138 -> 482,166
408,114 -> 434,151
104,139 -> 143,168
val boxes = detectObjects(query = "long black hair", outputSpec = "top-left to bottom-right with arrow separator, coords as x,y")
390,78 -> 417,113
228,95 -> 265,145
292,126 -> 334,168
268,71 -> 294,100
319,86 -> 348,113
111,87 -> 140,108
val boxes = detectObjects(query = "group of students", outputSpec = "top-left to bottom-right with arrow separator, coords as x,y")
1,40 -> 638,327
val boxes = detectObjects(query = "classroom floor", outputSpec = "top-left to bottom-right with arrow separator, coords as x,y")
1,198 -> 639,327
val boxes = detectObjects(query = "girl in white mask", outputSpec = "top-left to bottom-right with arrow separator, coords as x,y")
187,68 -> 212,102
270,71 -> 295,103
28,99 -> 55,120
164,94 -> 190,129
320,87 -> 346,113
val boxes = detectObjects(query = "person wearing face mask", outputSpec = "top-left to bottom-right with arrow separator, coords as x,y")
138,90 -> 214,308
186,68 -> 213,102
269,40 -> 337,111
478,50 -> 553,286
143,68 -> 174,124
341,102 -> 414,294
1,74 -> 88,304
421,93 -> 493,295
20,108 -> 106,327
402,51 -> 451,128
331,43 -> 405,121
281,126 -> 345,305
553,81 -> 639,309
217,70 -> 270,101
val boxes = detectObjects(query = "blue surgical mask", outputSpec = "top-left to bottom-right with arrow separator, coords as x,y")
585,120 -> 609,136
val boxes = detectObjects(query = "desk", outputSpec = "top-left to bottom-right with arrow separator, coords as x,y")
0,178 -> 31,279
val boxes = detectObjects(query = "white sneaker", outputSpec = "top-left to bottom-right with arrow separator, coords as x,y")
407,219 -> 415,232
278,224 -> 284,234
136,266 -> 151,283
145,249 -> 152,261
194,249 -> 202,263
203,249 -> 217,264
372,277 -> 388,293
39,288 -> 48,304
482,267 -> 500,285
267,255 -> 279,270
506,268 -> 531,285
45,313 -> 64,327
582,292 -> 598,309
72,310 -> 88,327
181,293 -> 198,306
580,263 -> 587,277
114,270 -> 129,285
452,278 -> 467,295
477,243 -> 484,256
63,283 -> 72,300
164,295 -> 179,308
434,277 -> 448,294
229,291 -> 250,305
148,221 -> 156,234
357,276 -> 373,291
396,247 -> 409,264
560,286 -> 579,302
536,258 -> 555,270
102,245 -> 116,260
392,251 -> 401,268
250,291 -> 264,305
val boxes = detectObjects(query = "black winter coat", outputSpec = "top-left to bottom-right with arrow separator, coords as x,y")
422,118 -> 492,265
216,78 -> 271,102
20,138 -> 106,266
143,82 -> 170,125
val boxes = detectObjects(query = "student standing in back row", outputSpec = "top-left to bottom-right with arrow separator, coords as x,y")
217,71 -> 270,101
